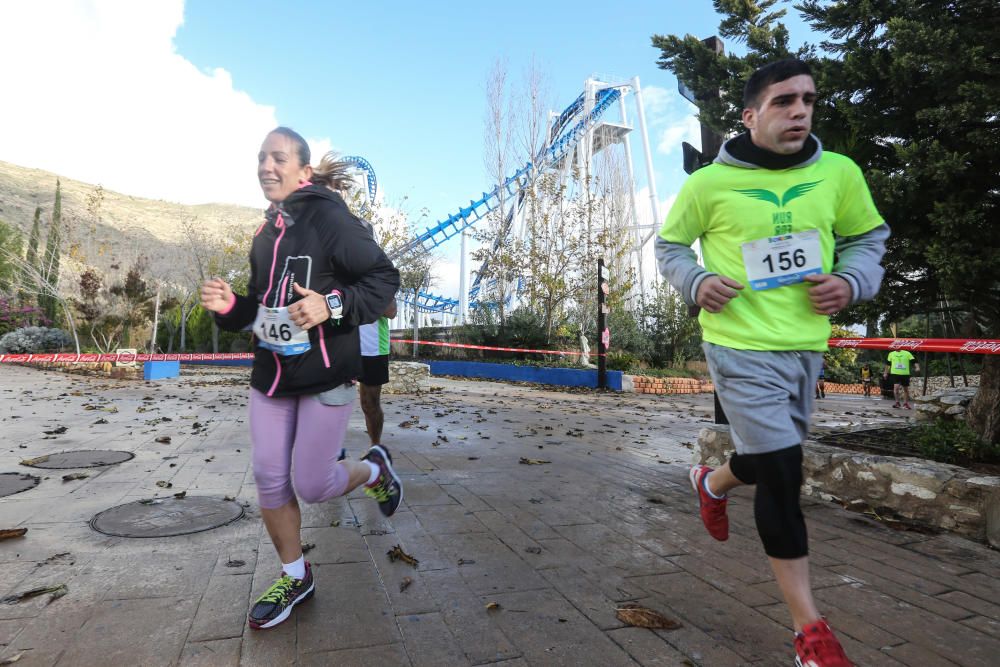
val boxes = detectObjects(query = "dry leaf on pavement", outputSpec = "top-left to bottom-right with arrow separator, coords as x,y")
519,457 -> 550,465
1,584 -> 68,606
386,544 -> 419,567
614,603 -> 681,630
0,528 -> 28,541
399,577 -> 413,592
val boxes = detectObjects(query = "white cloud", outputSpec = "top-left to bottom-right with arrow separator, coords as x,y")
656,117 -> 702,156
0,0 -> 329,207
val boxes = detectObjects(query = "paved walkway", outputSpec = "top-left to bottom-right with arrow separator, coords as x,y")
0,364 -> 997,666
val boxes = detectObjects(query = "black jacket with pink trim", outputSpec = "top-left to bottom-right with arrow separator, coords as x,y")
214,185 -> 400,397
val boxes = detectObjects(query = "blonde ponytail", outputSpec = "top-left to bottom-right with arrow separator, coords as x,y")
312,151 -> 355,193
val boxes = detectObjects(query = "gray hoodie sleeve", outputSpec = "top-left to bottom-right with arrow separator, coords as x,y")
831,223 -> 890,304
655,236 -> 714,307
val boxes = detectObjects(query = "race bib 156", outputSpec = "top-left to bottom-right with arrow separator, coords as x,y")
741,229 -> 823,290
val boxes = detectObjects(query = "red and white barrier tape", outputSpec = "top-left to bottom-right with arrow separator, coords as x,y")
2,338 -> 999,364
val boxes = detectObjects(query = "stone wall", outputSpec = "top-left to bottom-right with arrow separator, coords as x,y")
384,361 -> 430,394
696,425 -> 1000,548
913,387 -> 979,422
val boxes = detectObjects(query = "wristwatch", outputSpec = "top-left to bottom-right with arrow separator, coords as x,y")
325,290 -> 344,323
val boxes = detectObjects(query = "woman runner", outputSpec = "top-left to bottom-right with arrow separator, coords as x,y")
201,127 -> 402,629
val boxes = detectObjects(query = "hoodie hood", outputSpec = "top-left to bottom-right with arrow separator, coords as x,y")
715,132 -> 823,170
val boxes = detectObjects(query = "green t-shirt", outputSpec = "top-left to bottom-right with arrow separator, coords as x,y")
887,350 -> 915,375
658,151 -> 883,351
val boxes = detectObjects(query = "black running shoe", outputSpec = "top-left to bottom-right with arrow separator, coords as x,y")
337,447 -> 347,462
362,445 -> 403,517
248,562 -> 314,629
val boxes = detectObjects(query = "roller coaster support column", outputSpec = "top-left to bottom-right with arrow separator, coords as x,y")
619,90 -> 644,301
459,230 -> 469,325
632,77 -> 662,246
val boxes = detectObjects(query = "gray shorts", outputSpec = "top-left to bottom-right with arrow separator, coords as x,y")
703,342 -> 823,455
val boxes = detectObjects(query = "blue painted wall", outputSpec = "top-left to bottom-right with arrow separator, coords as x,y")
427,361 -> 622,391
143,360 -> 180,380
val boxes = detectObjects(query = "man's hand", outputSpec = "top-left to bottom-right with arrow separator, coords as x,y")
804,274 -> 851,315
696,275 -> 744,313
200,278 -> 234,314
288,282 -> 331,329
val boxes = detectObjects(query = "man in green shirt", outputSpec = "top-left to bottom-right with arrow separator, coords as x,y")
885,349 -> 919,409
657,59 -> 888,667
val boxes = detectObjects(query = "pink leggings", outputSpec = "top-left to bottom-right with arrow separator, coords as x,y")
249,388 -> 353,509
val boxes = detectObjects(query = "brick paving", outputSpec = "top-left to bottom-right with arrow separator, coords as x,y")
0,364 -> 997,666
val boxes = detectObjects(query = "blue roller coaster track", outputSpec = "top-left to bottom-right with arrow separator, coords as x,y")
342,155 -> 377,215
389,85 -> 623,315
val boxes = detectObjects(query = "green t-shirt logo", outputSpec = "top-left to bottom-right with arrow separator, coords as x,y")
734,180 -> 824,209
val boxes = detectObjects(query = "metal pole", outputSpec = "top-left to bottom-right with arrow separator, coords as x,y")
412,288 -> 419,359
459,231 -> 468,325
631,76 -> 661,234
597,258 -> 607,390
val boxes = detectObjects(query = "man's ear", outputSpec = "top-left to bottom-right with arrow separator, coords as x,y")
742,107 -> 756,131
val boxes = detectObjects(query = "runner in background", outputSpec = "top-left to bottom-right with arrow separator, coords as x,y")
815,357 -> 826,399
861,362 -> 873,398
359,301 -> 397,449
885,349 -> 919,409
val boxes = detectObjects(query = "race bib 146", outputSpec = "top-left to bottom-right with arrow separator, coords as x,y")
252,306 -> 311,356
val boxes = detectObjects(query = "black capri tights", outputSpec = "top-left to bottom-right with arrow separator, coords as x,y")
728,445 -> 808,559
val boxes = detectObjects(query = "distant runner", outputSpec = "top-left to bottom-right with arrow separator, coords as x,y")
885,349 -> 919,409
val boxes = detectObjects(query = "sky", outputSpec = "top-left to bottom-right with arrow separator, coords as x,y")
0,0 -> 817,299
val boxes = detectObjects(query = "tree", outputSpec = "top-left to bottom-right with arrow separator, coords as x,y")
109,256 -> 157,347
652,0 -> 1000,442
39,180 -> 63,323
642,282 -> 700,367
19,207 -> 42,308
0,220 -> 23,296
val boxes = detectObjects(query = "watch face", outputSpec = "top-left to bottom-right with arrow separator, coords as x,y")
327,294 -> 342,310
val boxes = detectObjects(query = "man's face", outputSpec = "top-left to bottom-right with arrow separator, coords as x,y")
742,74 -> 817,155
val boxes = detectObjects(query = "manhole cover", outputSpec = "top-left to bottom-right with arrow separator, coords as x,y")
21,450 -> 134,469
89,496 -> 245,538
0,473 -> 40,498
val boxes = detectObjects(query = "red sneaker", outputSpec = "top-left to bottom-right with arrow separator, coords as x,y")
689,465 -> 728,541
892,402 -> 901,409
903,403 -> 911,410
795,619 -> 852,667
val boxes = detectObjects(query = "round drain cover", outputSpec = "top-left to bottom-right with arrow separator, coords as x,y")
0,473 -> 40,498
90,496 -> 244,538
21,450 -> 134,469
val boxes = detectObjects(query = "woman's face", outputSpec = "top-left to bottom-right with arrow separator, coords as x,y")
258,132 -> 312,203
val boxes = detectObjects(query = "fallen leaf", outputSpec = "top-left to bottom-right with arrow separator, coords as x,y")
485,601 -> 501,611
61,473 -> 89,482
155,481 -> 172,489
519,457 -> 550,465
43,426 -> 67,435
173,491 -> 186,499
614,603 -> 681,630
647,495 -> 668,505
0,651 -> 25,665
457,558 -> 476,565
223,495 -> 236,502
399,576 -> 413,592
155,436 -> 171,444
225,559 -> 246,568
524,546 -> 542,555
1,584 -> 68,605
0,528 -> 28,541
301,542 -> 316,554
386,544 -> 419,567
19,455 -> 50,466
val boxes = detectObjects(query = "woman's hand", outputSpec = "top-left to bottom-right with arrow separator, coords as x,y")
200,278 -> 234,313
287,283 -> 331,329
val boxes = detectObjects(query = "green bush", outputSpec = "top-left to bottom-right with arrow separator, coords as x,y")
913,420 -> 1000,464
605,350 -> 638,371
